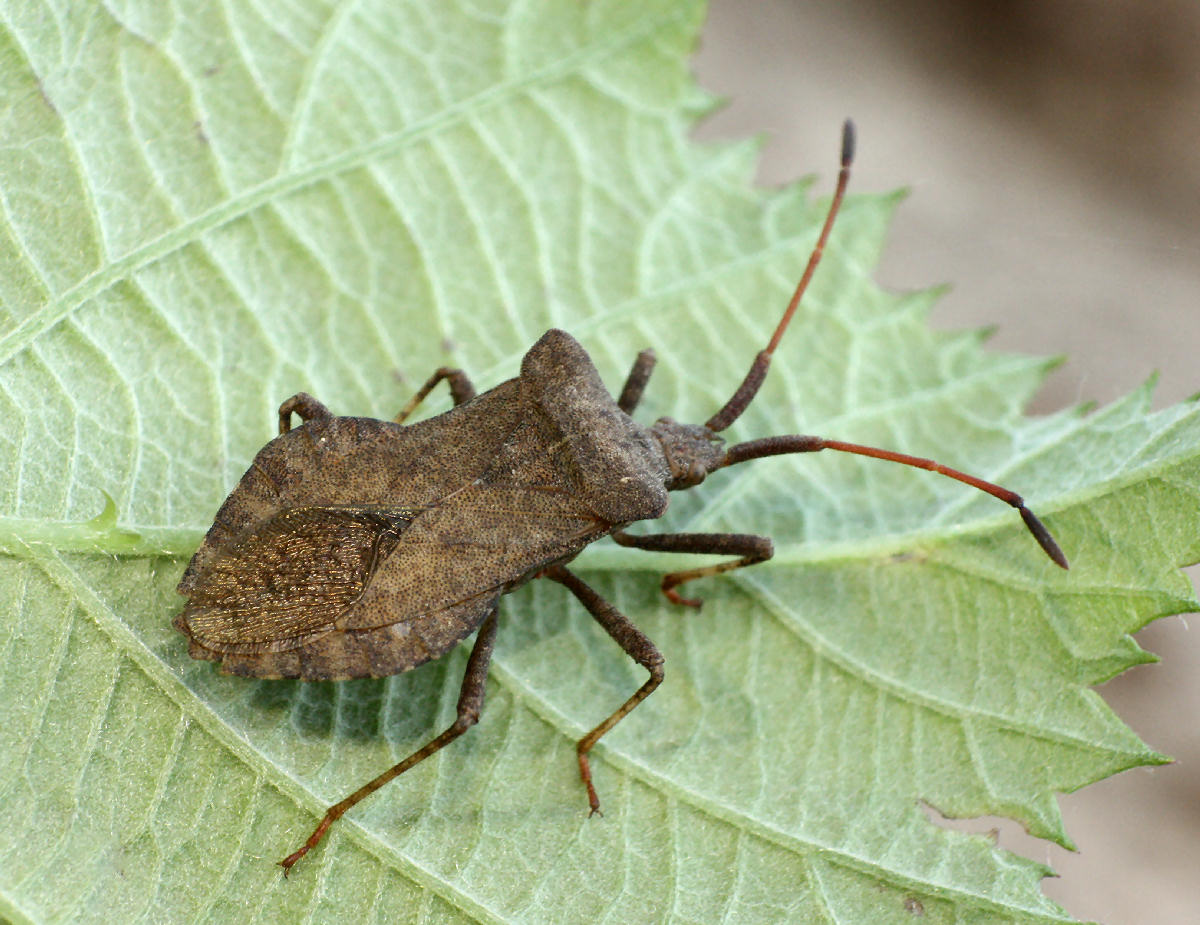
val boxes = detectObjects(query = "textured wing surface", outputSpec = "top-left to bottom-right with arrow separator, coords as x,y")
342,415 -> 613,629
177,383 -> 529,595
176,506 -> 412,653
200,589 -> 502,681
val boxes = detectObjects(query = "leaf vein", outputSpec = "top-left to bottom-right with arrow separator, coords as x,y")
0,6 -> 686,371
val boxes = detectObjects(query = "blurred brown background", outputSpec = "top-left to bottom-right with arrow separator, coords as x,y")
694,1 -> 1200,922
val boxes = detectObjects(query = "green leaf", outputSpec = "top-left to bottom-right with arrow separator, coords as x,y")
1,2 -> 1196,922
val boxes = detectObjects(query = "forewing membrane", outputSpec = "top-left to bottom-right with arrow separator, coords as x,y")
177,506 -> 413,653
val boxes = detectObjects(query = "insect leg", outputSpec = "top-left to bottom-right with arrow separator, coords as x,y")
394,367 -> 477,423
616,348 -> 657,414
543,565 -> 664,816
612,530 -> 773,608
278,605 -> 499,875
277,392 -> 333,434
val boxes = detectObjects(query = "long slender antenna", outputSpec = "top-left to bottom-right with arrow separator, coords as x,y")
717,435 -> 1068,568
706,119 -> 855,433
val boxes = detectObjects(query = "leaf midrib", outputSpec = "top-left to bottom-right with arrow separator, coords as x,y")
6,410 -> 1199,566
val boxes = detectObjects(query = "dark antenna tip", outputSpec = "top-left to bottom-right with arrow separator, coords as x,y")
1019,505 -> 1069,569
704,120 -> 854,433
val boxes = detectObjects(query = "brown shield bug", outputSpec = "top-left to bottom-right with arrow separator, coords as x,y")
174,121 -> 1067,874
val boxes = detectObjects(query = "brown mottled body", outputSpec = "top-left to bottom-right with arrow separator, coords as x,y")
176,331 -> 669,681
176,122 -> 1067,874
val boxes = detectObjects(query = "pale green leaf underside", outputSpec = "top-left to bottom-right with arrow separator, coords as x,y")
1,3 -> 1197,923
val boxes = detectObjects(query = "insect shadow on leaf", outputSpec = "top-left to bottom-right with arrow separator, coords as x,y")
173,121 -> 1067,874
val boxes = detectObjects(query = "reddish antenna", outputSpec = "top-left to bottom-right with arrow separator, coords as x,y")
716,435 -> 1068,568
706,119 -> 855,433
703,119 -> 1067,569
